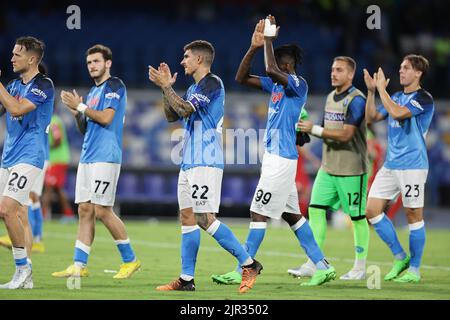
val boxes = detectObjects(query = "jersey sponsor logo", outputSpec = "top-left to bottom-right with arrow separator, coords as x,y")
105,92 -> 120,100
271,92 -> 283,104
410,99 -> 424,111
31,88 -> 47,100
324,111 -> 345,122
189,93 -> 210,107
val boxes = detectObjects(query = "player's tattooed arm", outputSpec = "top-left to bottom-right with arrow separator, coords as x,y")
161,86 -> 195,119
263,15 -> 288,86
235,19 -> 265,89
149,63 -> 193,119
162,91 -> 181,122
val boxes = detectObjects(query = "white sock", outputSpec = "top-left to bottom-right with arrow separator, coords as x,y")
180,274 -> 193,281
353,259 -> 366,270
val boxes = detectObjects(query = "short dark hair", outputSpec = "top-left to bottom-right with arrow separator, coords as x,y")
333,56 -> 356,72
38,62 -> 48,76
183,40 -> 215,66
15,36 -> 45,63
274,44 -> 304,69
86,44 -> 113,61
403,54 -> 429,82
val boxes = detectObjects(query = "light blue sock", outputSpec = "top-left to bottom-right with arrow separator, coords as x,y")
369,213 -> 406,259
181,225 -> 200,278
207,220 -> 251,266
291,217 -> 326,268
235,222 -> 267,272
73,240 -> 90,266
115,238 -> 136,263
32,204 -> 44,241
409,221 -> 425,274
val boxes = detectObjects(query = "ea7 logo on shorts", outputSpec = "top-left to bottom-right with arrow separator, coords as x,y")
31,88 -> 47,100
105,92 -> 120,100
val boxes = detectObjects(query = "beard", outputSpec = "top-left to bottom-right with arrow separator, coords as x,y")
90,67 -> 107,81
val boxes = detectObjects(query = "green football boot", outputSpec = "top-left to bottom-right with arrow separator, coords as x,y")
393,271 -> 420,283
211,270 -> 242,285
300,267 -> 336,286
384,255 -> 410,281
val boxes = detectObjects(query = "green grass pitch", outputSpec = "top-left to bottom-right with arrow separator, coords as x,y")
0,220 -> 449,300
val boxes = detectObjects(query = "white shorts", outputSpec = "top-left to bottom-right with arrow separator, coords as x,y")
250,152 -> 300,219
75,162 -> 121,206
178,166 -> 223,213
0,163 -> 42,206
368,166 -> 428,208
30,160 -> 49,197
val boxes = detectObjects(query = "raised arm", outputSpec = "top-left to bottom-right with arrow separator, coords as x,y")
376,68 -> 412,121
263,15 -> 289,87
149,63 -> 194,119
61,89 -> 115,127
364,68 -> 385,124
0,71 -> 38,117
235,19 -> 265,89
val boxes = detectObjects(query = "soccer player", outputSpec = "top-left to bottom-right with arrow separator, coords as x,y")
149,40 -> 262,293
42,108 -> 75,223
52,44 -> 141,279
211,16 -> 336,287
363,55 -> 434,283
0,36 -> 53,289
288,57 -> 369,280
0,63 -> 50,254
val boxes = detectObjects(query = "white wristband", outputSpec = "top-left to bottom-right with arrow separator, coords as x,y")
77,103 -> 88,114
263,19 -> 277,37
311,125 -> 324,137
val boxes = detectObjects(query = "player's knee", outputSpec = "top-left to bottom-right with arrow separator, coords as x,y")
195,212 -> 214,230
78,203 -> 94,219
404,207 -> 423,223
179,208 -> 196,225
29,191 -> 39,203
250,211 -> 267,223
94,205 -> 112,221
365,204 -> 382,219
281,212 -> 299,226
0,204 -> 7,218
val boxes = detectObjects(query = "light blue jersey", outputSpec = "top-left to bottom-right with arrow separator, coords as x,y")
81,77 -> 126,164
2,73 -> 54,169
180,73 -> 224,171
377,89 -> 434,170
260,74 -> 308,159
